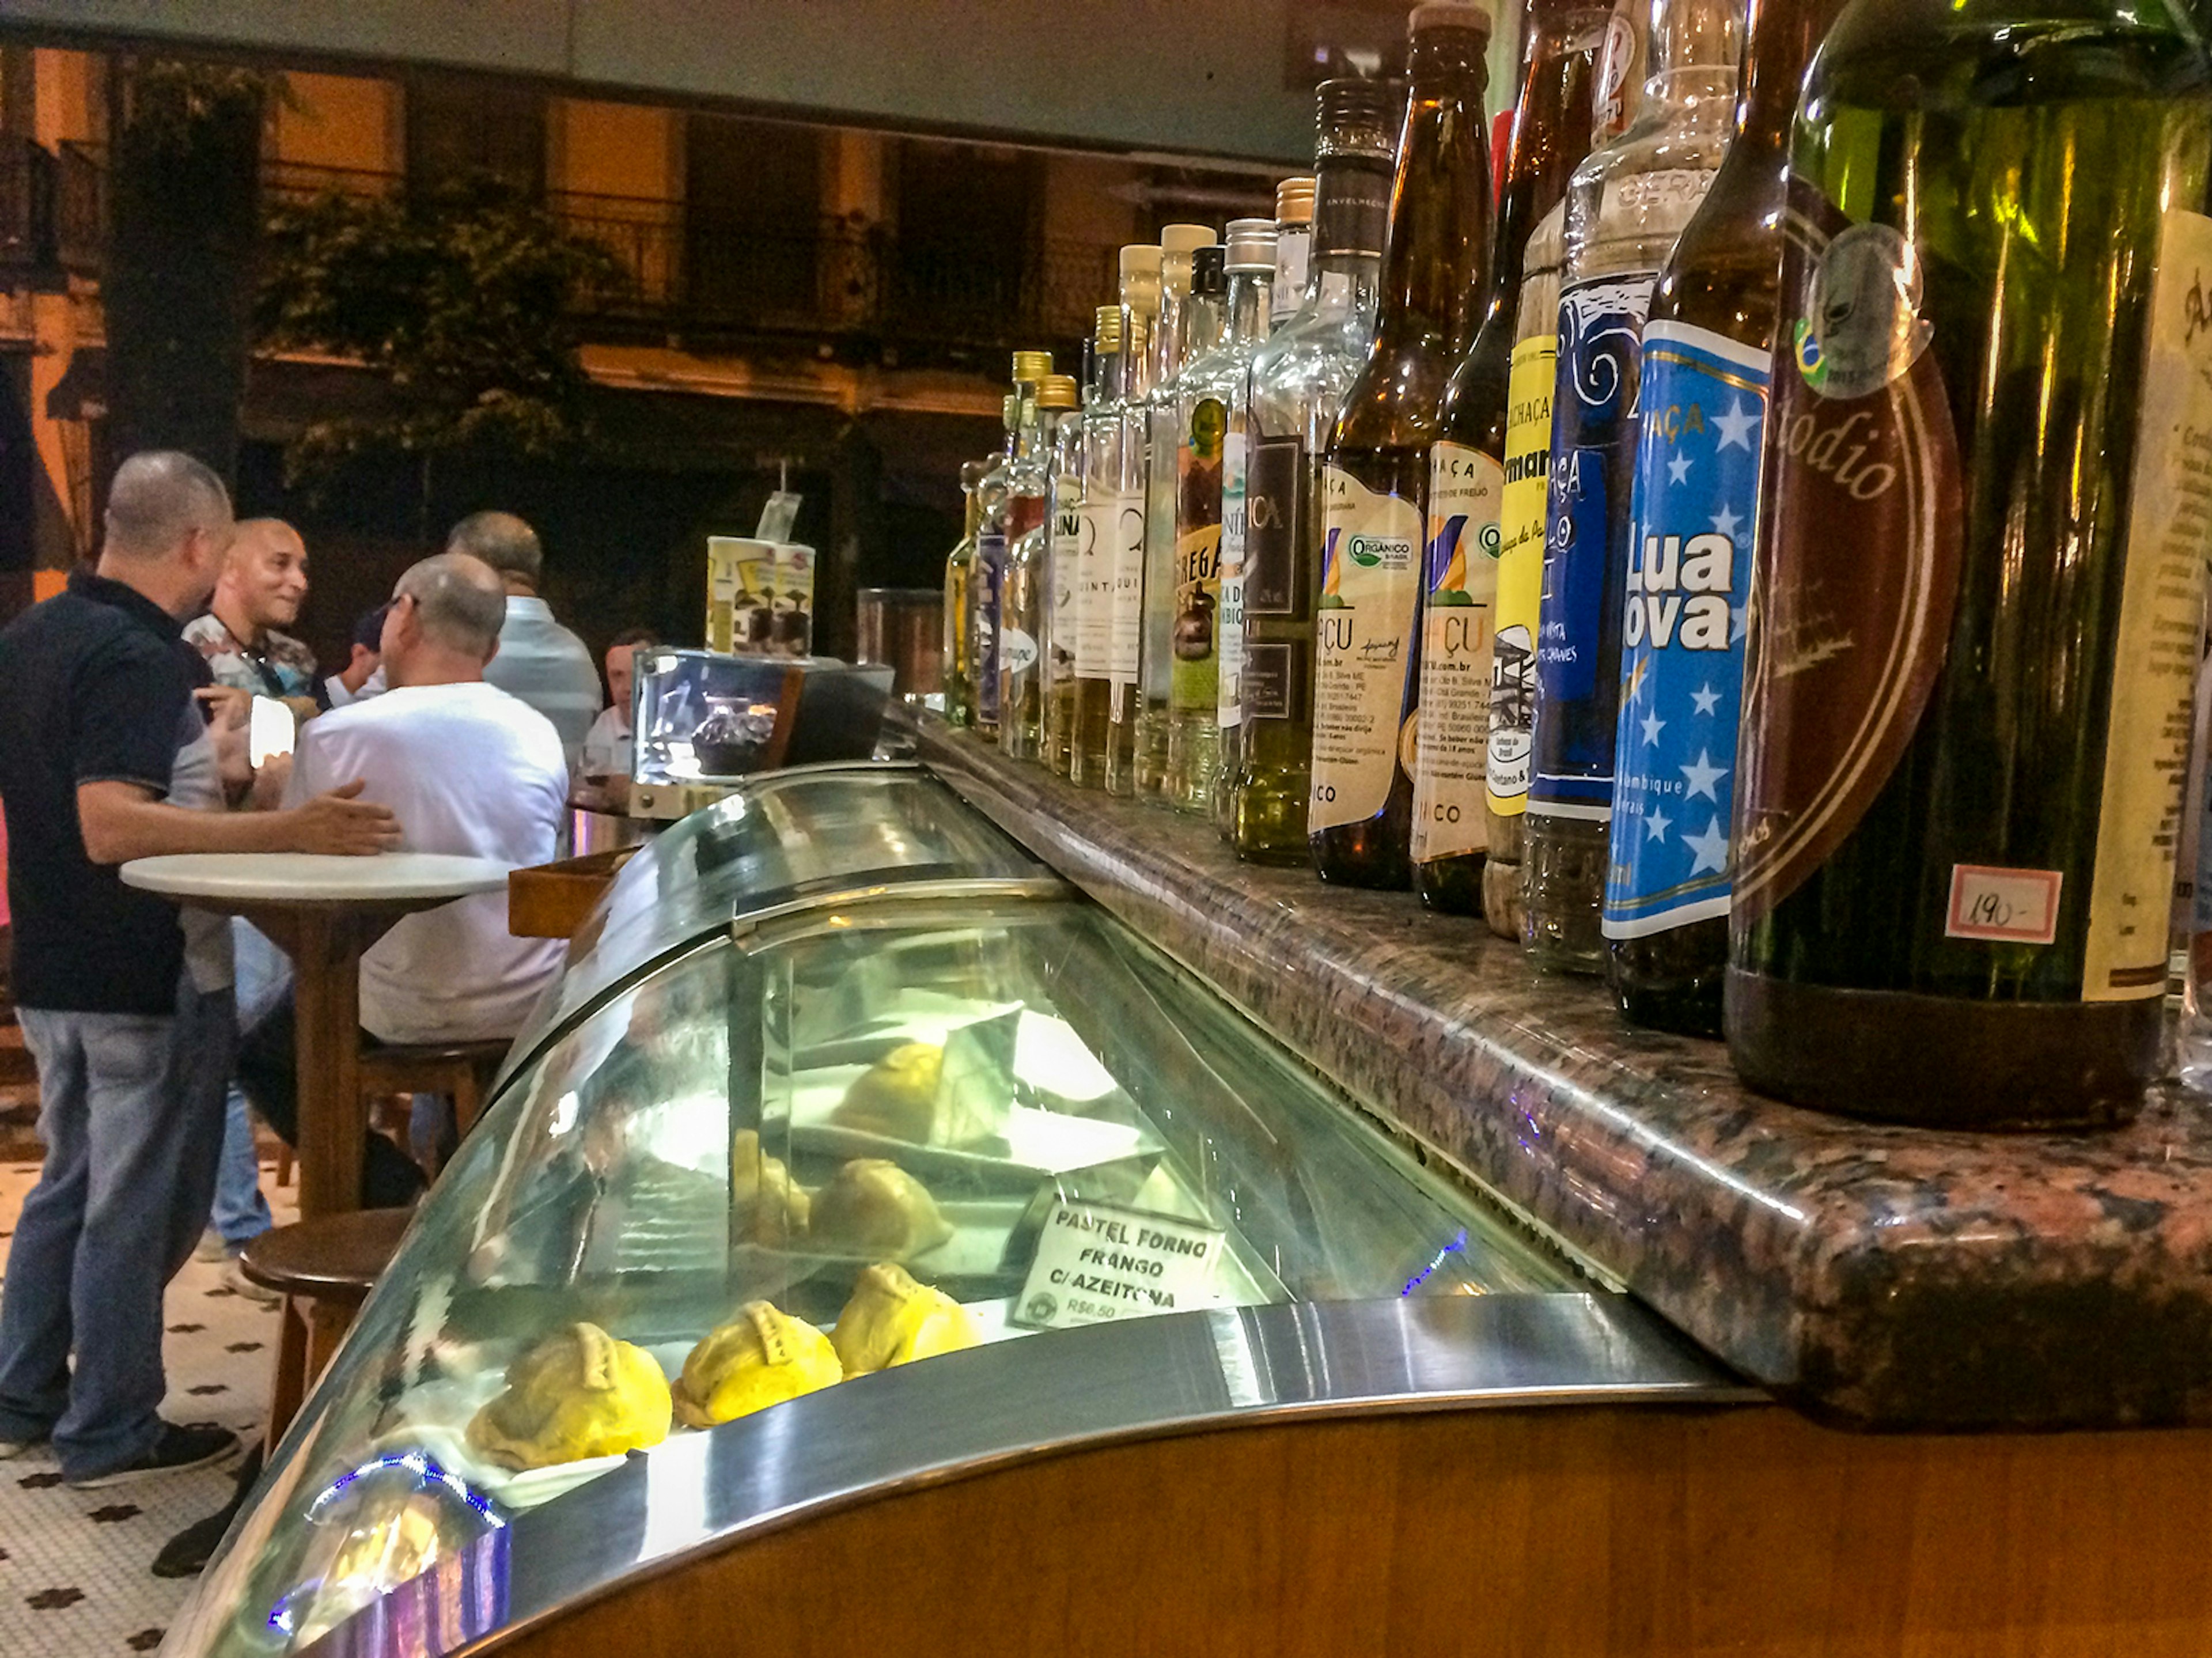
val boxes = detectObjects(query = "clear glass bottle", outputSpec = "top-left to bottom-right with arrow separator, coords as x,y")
1051,317 -> 1115,777
1601,0 -> 1851,1032
1003,372 -> 1078,763
1522,0 -> 1739,969
1310,2 -> 1494,891
1230,78 -> 1396,864
941,457 -> 986,727
1414,0 -> 1608,913
964,398 -> 1015,737
1166,226 -> 1274,814
1726,0 -> 2212,1126
1271,176 -> 1316,334
1122,223 -> 1218,800
1090,245 -> 1161,793
974,352 -> 1052,744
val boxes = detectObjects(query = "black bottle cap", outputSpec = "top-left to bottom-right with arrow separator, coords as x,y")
1190,243 -> 1227,296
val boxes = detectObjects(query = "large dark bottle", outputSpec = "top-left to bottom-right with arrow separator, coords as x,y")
1310,2 -> 1494,889
1601,0 -> 1854,1034
1725,0 -> 2212,1125
1414,0 -> 1608,913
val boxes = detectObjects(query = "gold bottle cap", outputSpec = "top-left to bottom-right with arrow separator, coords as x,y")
1038,374 -> 1080,409
1010,349 -> 1053,383
1160,223 -> 1218,257
1275,176 -> 1317,225
1094,305 -> 1123,350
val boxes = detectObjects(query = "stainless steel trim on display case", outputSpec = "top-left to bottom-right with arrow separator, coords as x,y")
297,1293 -> 1752,1658
726,873 -> 1074,945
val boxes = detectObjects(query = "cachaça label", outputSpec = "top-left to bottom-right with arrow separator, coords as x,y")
1311,467 -> 1422,832
1732,181 -> 1964,926
1171,396 -> 1227,713
1411,441 -> 1502,864
2082,208 -> 2212,1000
1108,493 -> 1145,695
1488,333 -> 1556,817
973,531 -> 1007,723
1529,272 -> 1656,826
1241,435 -> 1305,721
1049,504 -> 1080,690
1074,493 -> 1122,680
1218,428 -> 1248,729
1602,321 -> 1766,940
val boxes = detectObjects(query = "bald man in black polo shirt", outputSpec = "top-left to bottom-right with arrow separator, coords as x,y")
0,452 -> 398,1487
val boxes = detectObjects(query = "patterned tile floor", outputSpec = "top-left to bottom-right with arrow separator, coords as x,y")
0,1160 -> 297,1657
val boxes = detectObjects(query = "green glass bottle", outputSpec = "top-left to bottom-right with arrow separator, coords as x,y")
1726,0 -> 2212,1125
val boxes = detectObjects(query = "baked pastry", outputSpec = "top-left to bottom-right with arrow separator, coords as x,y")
831,1262 -> 982,1376
465,1322 -> 672,1471
671,1300 -> 843,1428
732,1128 -> 810,1247
831,1042 -> 944,1141
809,1158 -> 954,1259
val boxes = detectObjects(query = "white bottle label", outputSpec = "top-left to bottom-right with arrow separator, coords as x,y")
1000,628 -> 1040,677
1217,429 -> 1249,729
1049,505 -> 1080,688
1109,490 -> 1146,689
1310,467 -> 1423,832
1075,493 -> 1121,680
1411,442 -> 1502,864
1271,225 -> 1312,327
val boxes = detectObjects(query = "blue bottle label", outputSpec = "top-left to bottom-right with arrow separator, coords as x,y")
974,531 -> 1006,722
1529,272 -> 1656,822
1602,321 -> 1767,938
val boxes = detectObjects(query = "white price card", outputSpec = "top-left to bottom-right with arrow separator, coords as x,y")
1945,864 -> 2063,945
1012,1199 -> 1226,1332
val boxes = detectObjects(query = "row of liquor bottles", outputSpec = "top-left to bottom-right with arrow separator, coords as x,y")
940,0 -> 2212,1130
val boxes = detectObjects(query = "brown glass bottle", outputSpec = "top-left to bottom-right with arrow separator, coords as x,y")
1725,0 -> 2212,1125
1414,0 -> 1607,914
1310,2 -> 1494,890
1600,0 -> 1853,1034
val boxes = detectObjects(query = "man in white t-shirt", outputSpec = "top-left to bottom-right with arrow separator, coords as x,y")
236,552 -> 567,1207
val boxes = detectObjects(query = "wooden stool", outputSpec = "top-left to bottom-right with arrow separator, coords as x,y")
238,1207 -> 412,1456
357,1039 -> 510,1177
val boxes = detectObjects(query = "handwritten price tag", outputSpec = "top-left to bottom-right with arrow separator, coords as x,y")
1945,865 -> 2062,945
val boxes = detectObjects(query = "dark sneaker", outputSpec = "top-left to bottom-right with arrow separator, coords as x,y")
69,1422 -> 240,1489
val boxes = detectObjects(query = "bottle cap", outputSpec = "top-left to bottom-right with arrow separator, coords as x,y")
1094,305 -> 1123,350
1408,0 -> 1493,39
1315,78 -> 1397,161
1159,223 -> 1218,257
1119,243 -> 1162,279
1010,350 -> 1053,383
1224,218 -> 1278,272
1274,177 -> 1317,225
1189,244 -> 1228,297
1038,374 -> 1081,409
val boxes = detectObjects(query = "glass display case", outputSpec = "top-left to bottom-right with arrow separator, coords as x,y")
503,762 -> 1043,1091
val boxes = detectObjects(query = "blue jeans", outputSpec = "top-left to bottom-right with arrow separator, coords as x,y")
209,1085 -> 272,1248
0,979 -> 234,1478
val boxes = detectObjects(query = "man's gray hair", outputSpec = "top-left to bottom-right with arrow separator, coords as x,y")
445,510 -> 543,587
103,451 -> 232,560
395,552 -> 508,657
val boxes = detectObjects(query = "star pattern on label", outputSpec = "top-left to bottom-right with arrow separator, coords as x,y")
1681,747 -> 1728,802
1710,504 -> 1743,540
1730,602 -> 1748,643
1691,682 -> 1720,716
1685,815 -> 1730,875
1640,709 -> 1665,746
1713,398 -> 1760,452
1645,807 -> 1673,843
1666,453 -> 1693,485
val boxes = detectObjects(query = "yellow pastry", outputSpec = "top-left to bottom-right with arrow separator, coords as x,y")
809,1158 -> 955,1259
465,1322 -> 672,1471
832,1262 -> 982,1376
672,1300 -> 843,1428
732,1128 -> 810,1247
831,1042 -> 944,1141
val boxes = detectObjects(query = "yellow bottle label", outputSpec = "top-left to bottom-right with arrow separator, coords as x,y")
2084,207 -> 2212,1001
1311,467 -> 1423,832
1488,335 -> 1556,817
1411,441 -> 1502,864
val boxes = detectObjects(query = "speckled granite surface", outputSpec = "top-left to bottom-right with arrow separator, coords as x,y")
912,716 -> 2212,1430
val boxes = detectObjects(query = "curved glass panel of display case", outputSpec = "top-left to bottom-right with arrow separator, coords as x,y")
499,763 -> 1043,1091
168,884 -> 1577,1658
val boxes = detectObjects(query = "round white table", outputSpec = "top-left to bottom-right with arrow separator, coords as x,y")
121,853 -> 511,1219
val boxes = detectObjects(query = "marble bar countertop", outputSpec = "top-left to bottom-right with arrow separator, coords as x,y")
910,716 -> 2212,1430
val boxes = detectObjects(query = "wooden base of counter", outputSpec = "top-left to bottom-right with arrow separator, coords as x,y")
493,1400 -> 2212,1656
